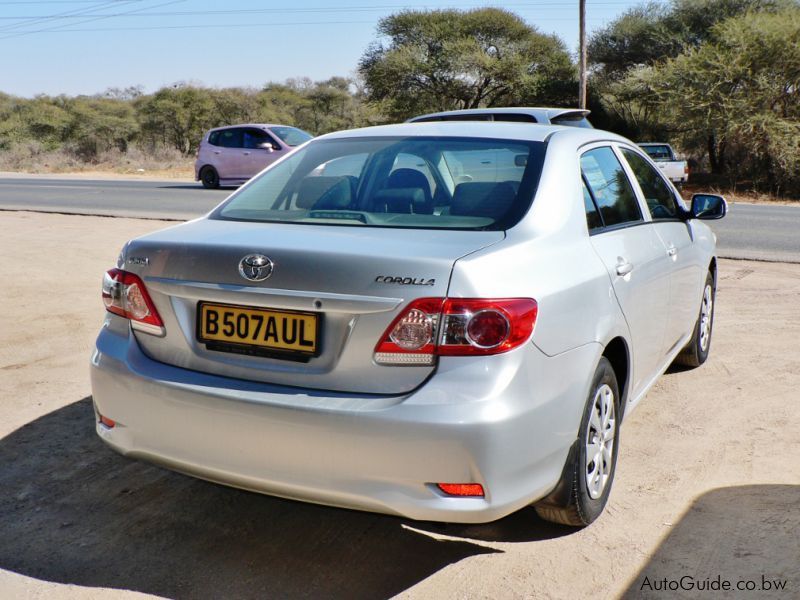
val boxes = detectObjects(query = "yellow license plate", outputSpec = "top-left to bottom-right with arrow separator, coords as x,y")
197,302 -> 319,356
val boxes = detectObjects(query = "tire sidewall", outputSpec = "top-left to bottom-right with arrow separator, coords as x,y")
201,166 -> 219,189
695,271 -> 716,364
575,357 -> 621,524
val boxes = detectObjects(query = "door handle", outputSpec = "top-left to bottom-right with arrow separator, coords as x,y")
243,151 -> 251,155
616,260 -> 634,277
213,150 -> 221,155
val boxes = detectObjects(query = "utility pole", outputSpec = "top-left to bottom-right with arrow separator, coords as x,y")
579,0 -> 587,109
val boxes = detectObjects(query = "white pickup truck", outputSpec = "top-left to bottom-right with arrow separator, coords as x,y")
638,143 -> 689,185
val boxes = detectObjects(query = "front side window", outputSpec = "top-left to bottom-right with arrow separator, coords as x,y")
621,149 -> 680,220
580,147 -> 643,228
243,129 -> 277,150
213,136 -> 546,230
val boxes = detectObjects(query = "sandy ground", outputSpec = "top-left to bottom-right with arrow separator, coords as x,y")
0,211 -> 798,599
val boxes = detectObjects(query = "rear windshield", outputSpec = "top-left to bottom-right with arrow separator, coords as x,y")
550,114 -> 593,128
268,126 -> 313,147
212,136 -> 546,230
640,144 -> 673,160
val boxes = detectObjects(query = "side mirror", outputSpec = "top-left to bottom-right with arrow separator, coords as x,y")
690,193 -> 727,220
258,142 -> 275,153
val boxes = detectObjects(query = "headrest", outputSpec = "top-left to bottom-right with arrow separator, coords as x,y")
295,176 -> 352,209
451,182 -> 517,219
371,188 -> 432,214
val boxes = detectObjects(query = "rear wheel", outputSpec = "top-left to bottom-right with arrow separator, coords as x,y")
535,357 -> 620,527
674,270 -> 715,368
200,166 -> 220,189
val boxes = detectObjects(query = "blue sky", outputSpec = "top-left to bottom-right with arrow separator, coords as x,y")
1,0 -> 651,97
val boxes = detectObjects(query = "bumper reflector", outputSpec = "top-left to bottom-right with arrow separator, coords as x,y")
99,415 -> 116,429
437,483 -> 485,497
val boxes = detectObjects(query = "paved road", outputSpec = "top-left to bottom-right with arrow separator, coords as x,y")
0,176 -> 798,261
0,177 -> 228,220
708,203 -> 800,262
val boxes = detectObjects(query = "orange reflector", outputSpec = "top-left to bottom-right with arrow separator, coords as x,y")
437,483 -> 485,497
99,415 -> 116,428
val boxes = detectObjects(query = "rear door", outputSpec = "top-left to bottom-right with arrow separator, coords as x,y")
619,147 -> 702,353
581,145 -> 671,397
215,128 -> 247,180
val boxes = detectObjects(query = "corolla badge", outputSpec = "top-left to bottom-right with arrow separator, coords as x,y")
239,254 -> 274,282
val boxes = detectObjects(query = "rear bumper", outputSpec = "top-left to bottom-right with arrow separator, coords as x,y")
90,322 -> 600,523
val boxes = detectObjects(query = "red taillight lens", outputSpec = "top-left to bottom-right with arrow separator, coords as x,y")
102,268 -> 164,336
439,298 -> 537,356
437,483 -> 485,497
374,298 -> 537,365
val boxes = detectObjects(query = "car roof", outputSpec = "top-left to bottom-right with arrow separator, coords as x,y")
208,123 -> 297,132
407,107 -> 591,123
316,120 -> 628,145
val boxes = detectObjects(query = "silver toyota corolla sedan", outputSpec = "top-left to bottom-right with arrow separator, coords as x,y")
91,122 -> 726,527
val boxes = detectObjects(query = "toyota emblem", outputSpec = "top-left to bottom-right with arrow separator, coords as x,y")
238,254 -> 274,282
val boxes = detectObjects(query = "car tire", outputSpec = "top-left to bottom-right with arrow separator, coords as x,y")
534,357 -> 620,527
674,270 -> 715,368
200,166 -> 220,189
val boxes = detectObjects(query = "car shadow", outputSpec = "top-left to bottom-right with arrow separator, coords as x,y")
622,485 -> 800,598
0,397 -> 572,599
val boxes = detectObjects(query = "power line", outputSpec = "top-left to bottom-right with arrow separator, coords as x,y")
0,17 -> 612,36
0,0 -> 184,39
0,0 -> 135,32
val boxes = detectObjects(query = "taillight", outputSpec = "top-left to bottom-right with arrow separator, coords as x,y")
374,298 -> 537,366
102,268 -> 165,336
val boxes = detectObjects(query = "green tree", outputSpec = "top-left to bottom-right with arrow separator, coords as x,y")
647,8 -> 800,192
589,0 -> 793,80
135,85 -> 218,154
358,8 -> 576,120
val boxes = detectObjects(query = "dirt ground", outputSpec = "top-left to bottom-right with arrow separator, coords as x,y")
0,211 -> 798,600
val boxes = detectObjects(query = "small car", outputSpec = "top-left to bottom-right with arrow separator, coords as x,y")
195,123 -> 312,189
93,121 -> 726,527
408,107 -> 593,128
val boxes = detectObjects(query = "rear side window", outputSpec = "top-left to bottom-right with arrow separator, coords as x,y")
621,149 -> 679,220
213,136 -> 546,231
208,131 -> 220,146
580,147 -> 642,228
583,180 -> 603,231
217,129 -> 243,148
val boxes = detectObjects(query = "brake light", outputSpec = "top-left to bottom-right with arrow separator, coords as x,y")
374,298 -> 537,365
102,268 -> 165,336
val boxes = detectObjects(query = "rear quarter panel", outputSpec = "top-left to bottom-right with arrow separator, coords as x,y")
447,131 -> 629,358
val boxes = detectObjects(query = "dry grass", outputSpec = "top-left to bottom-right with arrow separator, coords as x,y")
0,142 -> 193,179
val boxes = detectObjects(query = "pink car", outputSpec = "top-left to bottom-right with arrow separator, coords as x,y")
195,124 -> 312,188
